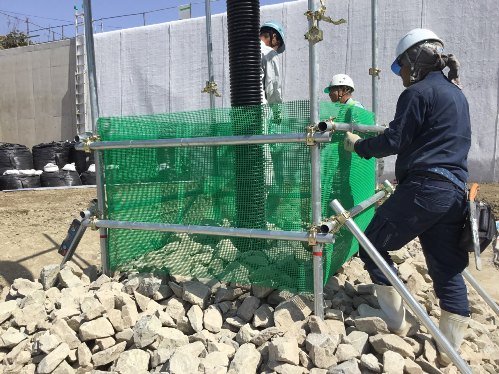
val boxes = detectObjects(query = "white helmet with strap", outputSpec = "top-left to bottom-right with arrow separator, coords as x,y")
324,74 -> 355,93
391,28 -> 443,75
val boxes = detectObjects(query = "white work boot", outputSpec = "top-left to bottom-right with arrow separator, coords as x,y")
375,284 -> 407,335
437,310 -> 470,367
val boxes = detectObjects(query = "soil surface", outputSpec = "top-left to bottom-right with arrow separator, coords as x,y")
0,184 -> 498,302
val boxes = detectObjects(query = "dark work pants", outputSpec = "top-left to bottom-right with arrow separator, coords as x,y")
359,174 -> 470,316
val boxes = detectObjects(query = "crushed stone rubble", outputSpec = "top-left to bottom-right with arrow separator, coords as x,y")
0,239 -> 498,374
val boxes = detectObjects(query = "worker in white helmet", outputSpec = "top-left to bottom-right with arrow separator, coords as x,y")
260,20 -> 285,104
324,74 -> 364,108
343,29 -> 471,366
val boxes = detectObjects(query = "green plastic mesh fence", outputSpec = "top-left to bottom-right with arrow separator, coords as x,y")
98,100 -> 376,293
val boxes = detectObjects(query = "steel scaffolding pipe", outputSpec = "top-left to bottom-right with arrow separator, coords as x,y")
74,132 -> 333,151
317,120 -> 386,134
83,219 -> 335,244
83,0 -> 108,275
320,180 -> 394,234
308,0 -> 325,319
462,269 -> 499,316
330,199 -> 473,374
205,0 -> 215,109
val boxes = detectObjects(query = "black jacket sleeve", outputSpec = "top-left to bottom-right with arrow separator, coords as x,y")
355,88 -> 427,159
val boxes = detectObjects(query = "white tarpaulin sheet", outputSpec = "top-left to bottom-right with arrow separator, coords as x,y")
94,0 -> 499,181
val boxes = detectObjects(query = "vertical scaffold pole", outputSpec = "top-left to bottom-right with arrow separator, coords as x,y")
371,0 -> 378,115
83,0 -> 108,275
308,0 -> 324,319
205,0 -> 215,110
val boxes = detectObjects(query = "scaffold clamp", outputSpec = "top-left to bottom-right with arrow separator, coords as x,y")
88,216 -> 99,231
202,81 -> 222,97
308,226 -> 318,246
306,125 -> 317,145
369,67 -> 381,78
304,1 -> 347,43
82,135 -> 100,153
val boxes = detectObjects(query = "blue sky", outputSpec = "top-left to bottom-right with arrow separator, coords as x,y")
0,0 -> 295,43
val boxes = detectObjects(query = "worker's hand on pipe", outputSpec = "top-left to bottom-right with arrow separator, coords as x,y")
344,131 -> 361,153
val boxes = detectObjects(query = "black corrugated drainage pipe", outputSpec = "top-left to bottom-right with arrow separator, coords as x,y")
226,0 -> 266,241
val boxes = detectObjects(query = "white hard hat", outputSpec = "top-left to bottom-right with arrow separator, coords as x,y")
391,28 -> 443,75
324,74 -> 355,93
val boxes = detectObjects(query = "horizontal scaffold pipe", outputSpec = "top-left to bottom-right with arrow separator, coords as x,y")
84,219 -> 335,244
75,132 -> 333,151
317,120 -> 386,134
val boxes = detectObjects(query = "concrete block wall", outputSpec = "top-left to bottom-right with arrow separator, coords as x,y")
0,39 -> 76,148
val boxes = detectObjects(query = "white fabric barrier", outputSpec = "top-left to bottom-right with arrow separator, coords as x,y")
94,0 -> 499,182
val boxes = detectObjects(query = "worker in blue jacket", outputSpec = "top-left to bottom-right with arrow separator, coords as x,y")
343,28 -> 471,366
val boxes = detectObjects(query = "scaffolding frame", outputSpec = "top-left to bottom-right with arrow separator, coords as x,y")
79,2 -> 496,372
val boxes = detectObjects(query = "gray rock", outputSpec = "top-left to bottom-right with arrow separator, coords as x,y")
327,358 -> 361,374
107,309 -> 124,332
423,339 -> 437,364
383,350 -> 405,373
156,327 -> 189,350
309,315 -> 331,335
78,342 -> 92,367
37,332 -> 62,354
204,305 -> 223,333
134,290 -> 162,313
150,348 -> 174,367
113,349 -> 150,373
187,304 -> 204,333
359,353 -> 380,372
201,351 -> 229,371
183,281 -> 211,307
50,319 -> 80,349
121,303 -> 139,329
12,278 -> 43,297
155,309 -> 175,327
251,327 -> 282,346
94,337 -> 116,352
268,337 -> 300,365
91,341 -> 127,367
133,315 -> 162,348
40,264 -> 60,290
404,358 -> 424,374
152,285 -> 173,301
52,360 -> 75,374
37,342 -> 70,374
274,296 -> 313,330
414,357 -> 443,374
253,304 -> 274,328
58,267 -> 84,288
335,343 -> 358,362
177,341 -> 206,357
344,330 -> 369,355
353,317 -> 390,335
115,328 -> 134,344
207,341 -> 236,359
369,333 -> 415,359
89,274 -> 111,290
80,296 -> 106,321
307,334 -> 339,369
237,296 -> 261,323
0,300 -> 18,324
252,285 -> 274,298
0,327 -> 27,348
169,350 -> 200,374
137,275 -> 162,297
163,297 -> 187,323
236,323 -> 259,344
269,361 -> 307,374
325,308 -> 344,322
95,290 -> 115,312
227,343 -> 262,374
79,317 -> 115,341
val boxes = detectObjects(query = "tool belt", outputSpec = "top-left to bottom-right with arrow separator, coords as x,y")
459,198 -> 497,253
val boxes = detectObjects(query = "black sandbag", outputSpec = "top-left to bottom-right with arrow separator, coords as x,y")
40,170 -> 82,187
32,141 -> 72,170
80,171 -> 96,185
70,143 -> 94,174
0,174 -> 41,190
0,143 -> 34,174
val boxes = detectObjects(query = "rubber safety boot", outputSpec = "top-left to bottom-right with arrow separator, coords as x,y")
437,310 -> 470,367
375,284 -> 407,335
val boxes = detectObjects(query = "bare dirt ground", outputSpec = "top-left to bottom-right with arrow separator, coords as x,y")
0,184 -> 498,301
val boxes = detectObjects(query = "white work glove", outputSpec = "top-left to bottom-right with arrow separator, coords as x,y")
344,131 -> 361,153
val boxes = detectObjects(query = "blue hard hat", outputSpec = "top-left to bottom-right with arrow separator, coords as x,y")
261,20 -> 285,53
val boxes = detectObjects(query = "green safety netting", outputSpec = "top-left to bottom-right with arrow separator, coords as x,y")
98,100 -> 376,293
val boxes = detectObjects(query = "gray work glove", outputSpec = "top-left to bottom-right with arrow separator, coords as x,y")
344,131 -> 361,153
